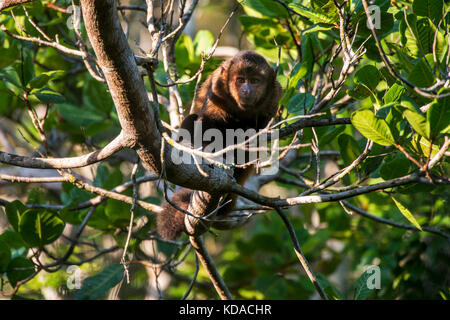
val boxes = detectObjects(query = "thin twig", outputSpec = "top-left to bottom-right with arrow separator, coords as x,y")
189,236 -> 233,300
275,207 -> 328,300
121,162 -> 140,283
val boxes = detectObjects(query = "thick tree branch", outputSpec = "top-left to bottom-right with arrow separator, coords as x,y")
0,0 -> 34,12
278,117 -> 351,139
229,172 -> 423,208
190,236 -> 233,300
0,133 -> 126,169
80,0 -> 161,172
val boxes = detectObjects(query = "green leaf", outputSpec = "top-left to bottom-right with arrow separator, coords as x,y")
32,87 -> 65,103
175,34 -> 194,68
338,134 -> 361,166
0,67 -> 22,88
399,15 -> 437,57
321,125 -> 346,146
354,269 -> 375,300
388,43 -> 416,73
85,205 -> 113,230
239,16 -> 278,29
61,182 -> 93,207
0,44 -> 19,68
82,78 -> 114,113
403,109 -> 430,139
244,0 -> 288,18
384,83 -> 406,104
418,136 -> 440,158
94,165 -> 123,190
27,70 -> 64,89
254,274 -> 288,299
6,257 -> 35,287
5,200 -> 27,231
193,30 -> 214,57
413,0 -> 443,24
84,119 -> 114,137
416,18 -> 434,55
301,35 -> 314,76
316,273 -> 343,300
94,164 -> 110,187
59,207 -> 85,225
384,104 -> 403,141
391,196 -> 422,231
347,83 -> 373,100
104,199 -> 131,228
427,98 -> 450,137
379,157 -> 411,180
22,50 -> 35,86
351,110 -> 395,146
407,56 -> 435,88
0,240 -> 11,273
57,103 -> 104,127
311,0 -> 338,21
358,12 -> 394,38
27,74 -> 50,89
18,209 -> 65,247
288,61 -> 309,90
75,264 -> 123,300
301,23 -> 333,35
288,93 -> 314,113
0,230 -> 27,249
354,65 -> 380,91
289,3 -> 334,23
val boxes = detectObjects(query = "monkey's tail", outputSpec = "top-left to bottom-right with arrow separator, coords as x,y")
157,188 -> 193,240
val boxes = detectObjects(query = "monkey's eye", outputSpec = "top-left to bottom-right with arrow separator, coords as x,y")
250,78 -> 260,84
236,77 -> 245,84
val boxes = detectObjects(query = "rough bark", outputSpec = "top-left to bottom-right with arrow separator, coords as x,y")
0,0 -> 34,12
80,0 -> 161,173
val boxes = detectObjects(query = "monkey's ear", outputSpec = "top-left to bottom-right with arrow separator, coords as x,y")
220,59 -> 233,82
213,59 -> 233,96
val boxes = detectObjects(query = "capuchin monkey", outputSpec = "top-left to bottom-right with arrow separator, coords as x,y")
157,50 -> 282,240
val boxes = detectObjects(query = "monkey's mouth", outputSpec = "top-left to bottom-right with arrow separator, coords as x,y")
238,97 -> 257,108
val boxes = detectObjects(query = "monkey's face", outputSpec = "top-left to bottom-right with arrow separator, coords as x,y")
229,65 -> 268,110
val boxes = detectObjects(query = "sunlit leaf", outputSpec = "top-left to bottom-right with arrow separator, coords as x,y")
351,110 -> 395,146
32,87 -> 65,103
413,0 -> 443,24
403,109 -> 430,139
391,196 -> 422,231
194,30 -> 214,57
18,209 -> 65,247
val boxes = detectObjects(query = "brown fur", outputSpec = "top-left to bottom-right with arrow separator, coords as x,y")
156,188 -> 192,240
157,51 -> 282,239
